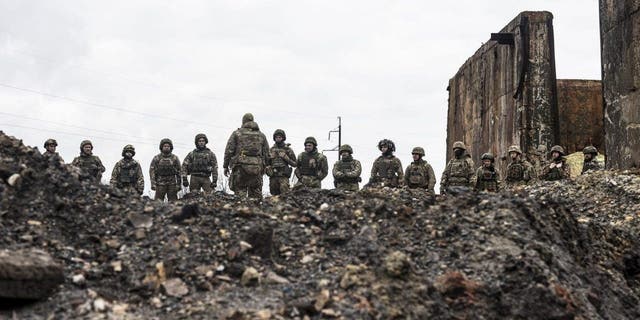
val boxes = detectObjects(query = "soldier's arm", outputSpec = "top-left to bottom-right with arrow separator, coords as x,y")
71,157 -> 80,167
318,156 -> 329,180
285,148 -> 297,167
467,159 -> 476,187
563,163 -> 571,179
136,163 -> 145,193
223,132 -> 236,169
174,156 -> 182,183
294,153 -> 303,179
495,170 -> 502,191
395,159 -> 404,182
261,135 -> 270,167
109,162 -> 120,186
180,152 -> 191,177
211,152 -> 219,184
427,164 -> 436,191
149,156 -> 157,188
332,162 -> 343,179
440,161 -> 451,193
369,159 -> 379,183
348,160 -> 362,178
403,165 -> 411,185
474,168 -> 482,190
96,157 -> 106,173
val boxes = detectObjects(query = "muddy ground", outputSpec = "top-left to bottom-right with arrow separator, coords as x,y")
1,131 -> 639,319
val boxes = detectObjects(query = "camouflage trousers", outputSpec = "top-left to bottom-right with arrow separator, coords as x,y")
155,184 -> 178,202
269,176 -> 290,195
189,175 -> 213,193
117,184 -> 143,196
233,171 -> 263,199
335,182 -> 359,192
295,175 -> 321,189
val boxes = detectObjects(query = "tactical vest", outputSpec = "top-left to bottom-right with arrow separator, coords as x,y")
157,156 -> 177,177
190,151 -> 212,174
407,162 -> 427,186
448,158 -> 471,184
582,160 -> 601,173
118,160 -> 138,185
478,168 -> 499,192
299,152 -> 321,176
76,156 -> 100,176
375,157 -> 397,179
506,162 -> 525,181
335,160 -> 360,183
546,163 -> 564,181
269,146 -> 292,177
238,130 -> 263,157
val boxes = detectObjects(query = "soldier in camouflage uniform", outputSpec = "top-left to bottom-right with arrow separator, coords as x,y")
224,117 -> 269,199
43,138 -> 64,163
181,133 -> 218,193
531,145 -> 549,178
294,137 -> 328,189
71,140 -> 105,181
404,147 -> 436,195
110,144 -> 144,195
332,144 -> 362,192
474,153 -> 501,192
266,129 -> 296,195
369,139 -> 403,188
541,145 -> 571,181
150,138 -> 181,201
581,146 -> 603,174
504,145 -> 535,187
440,141 -> 475,194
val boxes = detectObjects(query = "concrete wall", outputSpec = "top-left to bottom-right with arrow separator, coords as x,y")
557,79 -> 604,155
600,0 -> 640,169
446,12 -> 558,169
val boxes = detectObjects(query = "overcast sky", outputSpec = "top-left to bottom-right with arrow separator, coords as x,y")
0,0 -> 601,195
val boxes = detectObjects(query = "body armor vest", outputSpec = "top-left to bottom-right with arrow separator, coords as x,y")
582,160 -> 601,173
118,160 -> 138,185
507,162 -> 525,181
269,146 -> 292,177
77,156 -> 100,176
547,163 -> 564,181
375,157 -> 396,179
299,152 -> 320,176
479,168 -> 499,191
157,156 -> 177,176
407,162 -> 427,186
447,158 -> 471,184
335,160 -> 359,183
238,130 -> 263,157
190,151 -> 212,174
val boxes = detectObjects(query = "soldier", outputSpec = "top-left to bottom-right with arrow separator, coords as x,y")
43,138 -> 64,163
266,129 -> 296,195
528,145 -> 549,179
541,145 -> 570,181
332,144 -> 362,192
181,133 -> 218,193
474,153 -> 501,192
150,138 -> 181,201
504,145 -> 535,186
581,146 -> 603,174
404,147 -> 436,195
71,140 -> 105,181
294,137 -> 328,188
369,139 -> 403,188
440,141 -> 475,194
224,117 -> 269,199
110,145 -> 144,195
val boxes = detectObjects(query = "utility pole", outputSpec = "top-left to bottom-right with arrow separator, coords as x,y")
322,116 -> 342,159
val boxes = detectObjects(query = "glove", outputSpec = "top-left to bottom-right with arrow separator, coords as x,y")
182,177 -> 189,187
265,166 -> 274,176
224,167 -> 230,177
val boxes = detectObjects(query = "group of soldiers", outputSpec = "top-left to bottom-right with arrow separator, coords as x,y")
40,113 -> 602,201
440,141 -> 603,193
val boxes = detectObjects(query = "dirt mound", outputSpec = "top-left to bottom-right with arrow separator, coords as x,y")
1,130 -> 639,319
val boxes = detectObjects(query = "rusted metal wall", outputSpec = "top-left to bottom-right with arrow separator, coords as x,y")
557,79 -> 604,155
600,0 -> 640,169
446,12 -> 558,170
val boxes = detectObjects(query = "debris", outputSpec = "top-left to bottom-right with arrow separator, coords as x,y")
162,278 -> 189,297
241,267 -> 260,286
0,249 -> 64,299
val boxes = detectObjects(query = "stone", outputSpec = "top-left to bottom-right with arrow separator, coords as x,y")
383,251 -> 411,278
162,278 -> 189,297
241,267 -> 260,286
93,298 -> 108,312
7,173 -> 21,187
314,289 -> 330,311
0,249 -> 64,299
128,212 -> 153,229
264,271 -> 290,285
72,274 -> 86,285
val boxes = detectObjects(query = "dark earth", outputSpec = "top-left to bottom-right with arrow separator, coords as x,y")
1,130 -> 639,319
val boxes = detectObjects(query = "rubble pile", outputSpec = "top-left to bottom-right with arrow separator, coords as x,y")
1,131 -> 639,319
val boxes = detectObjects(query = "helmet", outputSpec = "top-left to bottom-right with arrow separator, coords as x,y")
194,133 -> 208,146
242,113 -> 254,124
273,129 -> 286,141
550,145 -> 565,155
481,152 -> 495,161
339,144 -> 353,154
452,141 -> 466,150
537,145 -> 548,153
583,146 -> 598,155
80,140 -> 93,151
411,147 -> 425,156
122,144 -> 136,157
378,139 -> 396,152
507,145 -> 522,154
159,138 -> 174,151
44,139 -> 57,148
304,136 -> 317,146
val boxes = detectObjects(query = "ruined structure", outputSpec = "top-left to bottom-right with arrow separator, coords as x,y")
600,0 -> 640,169
557,80 -> 604,154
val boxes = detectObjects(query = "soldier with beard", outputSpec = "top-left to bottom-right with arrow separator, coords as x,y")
42,138 -> 64,164
71,140 -> 105,181
110,144 -> 144,195
150,138 -> 181,201
581,146 -> 603,174
181,133 -> 218,193
294,137 -> 328,189
404,147 -> 436,195
440,141 -> 474,194
541,145 -> 571,181
474,152 -> 501,192
504,145 -> 535,187
369,139 -> 403,188
266,129 -> 296,195
332,144 -> 362,192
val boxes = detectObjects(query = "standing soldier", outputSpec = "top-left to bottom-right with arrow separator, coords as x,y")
181,133 -> 218,193
266,129 -> 296,195
224,117 -> 269,199
110,145 -> 144,195
294,137 -> 328,188
43,138 -> 64,163
369,139 -> 403,188
404,147 -> 436,195
474,153 -> 501,192
440,141 -> 474,194
541,145 -> 571,181
71,140 -> 105,181
332,144 -> 362,191
581,146 -> 603,174
504,145 -> 535,187
150,138 -> 181,201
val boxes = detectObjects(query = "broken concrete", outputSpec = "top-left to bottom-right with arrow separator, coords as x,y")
557,79 -> 604,154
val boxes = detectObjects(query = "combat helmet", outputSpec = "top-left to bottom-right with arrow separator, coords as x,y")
44,138 -> 57,148
339,144 -> 353,154
159,138 -> 174,151
194,133 -> 208,146
452,141 -> 466,150
242,113 -> 254,124
378,139 -> 396,152
583,146 -> 598,155
550,145 -> 565,155
273,129 -> 286,141
507,145 -> 522,154
122,144 -> 136,157
304,136 -> 317,146
80,140 -> 93,151
481,152 -> 495,161
412,147 -> 425,156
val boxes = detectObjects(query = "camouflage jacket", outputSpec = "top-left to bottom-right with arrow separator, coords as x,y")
404,159 -> 436,192
181,148 -> 218,182
332,156 -> 362,184
110,158 -> 144,193
267,142 -> 296,177
369,155 -> 404,187
295,150 -> 328,180
150,153 -> 181,186
43,151 -> 64,164
541,159 -> 571,181
505,159 -> 535,185
475,166 -> 501,192
71,154 -> 105,180
223,121 -> 269,169
582,159 -> 603,174
440,154 -> 475,192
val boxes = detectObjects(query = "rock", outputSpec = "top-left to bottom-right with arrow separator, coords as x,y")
72,274 -> 86,285
239,241 -> 253,253
0,249 -> 64,299
7,173 -> 21,187
127,212 -> 153,229
314,289 -> 330,311
93,298 -> 108,312
245,224 -> 274,260
241,267 -> 260,286
111,260 -> 123,272
301,255 -> 314,264
162,278 -> 189,297
383,251 -> 411,278
264,271 -> 290,285
134,228 -> 146,240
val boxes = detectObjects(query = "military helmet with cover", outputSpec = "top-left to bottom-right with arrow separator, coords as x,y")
550,145 -> 565,155
242,113 -> 254,124
339,144 -> 353,154
44,138 -> 57,148
378,139 -> 396,152
273,129 -> 286,141
452,141 -> 466,150
507,145 -> 522,154
122,144 -> 136,157
194,133 -> 208,145
80,140 -> 93,151
583,145 -> 598,155
412,147 -> 425,156
159,138 -> 173,151
304,136 -> 317,146
481,152 -> 495,161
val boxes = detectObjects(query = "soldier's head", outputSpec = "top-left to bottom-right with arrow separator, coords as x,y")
304,136 -> 317,153
160,138 -> 173,154
412,147 -> 425,161
583,145 -> 598,161
242,113 -> 254,124
508,145 -> 522,161
273,129 -> 286,143
481,153 -> 495,167
452,141 -> 466,158
122,144 -> 135,159
340,144 -> 353,158
80,140 -> 93,155
44,139 -> 57,153
195,133 -> 208,150
378,139 -> 395,156
550,145 -> 564,160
